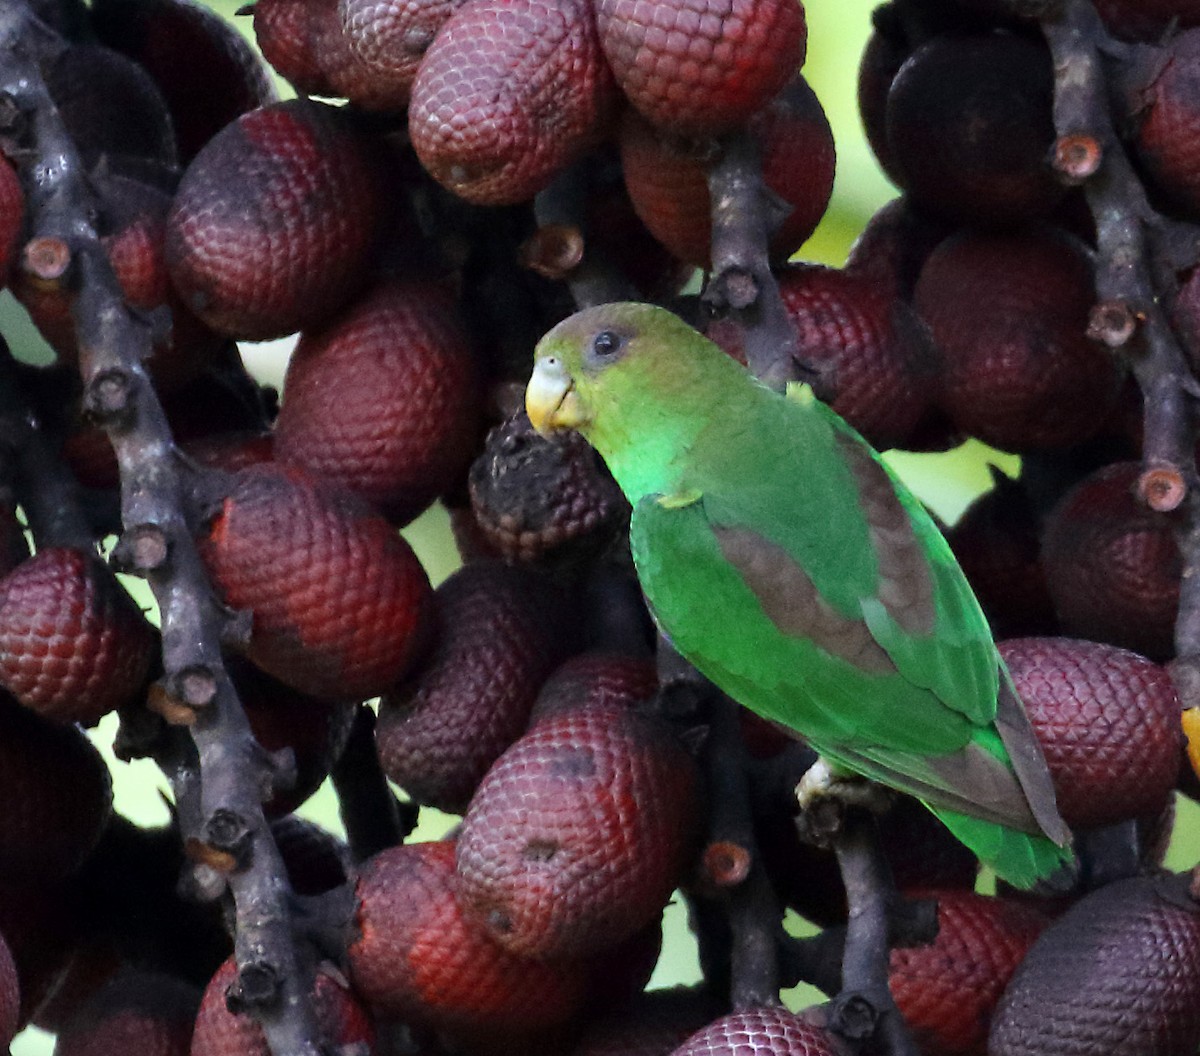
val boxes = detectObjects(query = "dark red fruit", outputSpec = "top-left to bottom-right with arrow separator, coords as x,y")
843,196 -> 951,303
192,957 -> 373,1056
885,33 -> 1061,227
455,701 -> 699,960
182,431 -> 275,475
948,470 -> 1057,639
856,6 -> 909,187
348,840 -> 589,1032
252,0 -> 333,95
270,815 -> 349,896
999,637 -> 1181,828
595,0 -> 806,135
914,228 -> 1122,452
0,931 -> 16,1050
0,155 -> 22,289
409,0 -> 614,205
618,76 -> 835,268
528,651 -> 658,726
1129,30 -> 1200,220
567,986 -> 719,1056
274,279 -> 481,526
377,562 -> 573,813
1041,461 -> 1181,660
51,972 -> 199,1056
0,547 -> 155,726
0,691 -> 112,882
990,875 -> 1200,1055
468,411 -> 630,566
1096,0 -> 1200,41
166,98 -> 386,340
670,1006 -> 844,1055
92,0 -> 275,162
338,0 -> 466,108
890,890 -> 1048,1056
199,462 -> 433,700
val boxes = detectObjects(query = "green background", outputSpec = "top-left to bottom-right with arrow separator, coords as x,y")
9,0 -> 1198,1051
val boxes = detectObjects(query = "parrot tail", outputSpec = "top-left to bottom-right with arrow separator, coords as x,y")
932,806 -> 1075,889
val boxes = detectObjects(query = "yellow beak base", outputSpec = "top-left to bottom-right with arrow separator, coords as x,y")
526,357 -> 590,435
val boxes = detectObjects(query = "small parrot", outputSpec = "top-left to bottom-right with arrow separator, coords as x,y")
525,302 -> 1072,888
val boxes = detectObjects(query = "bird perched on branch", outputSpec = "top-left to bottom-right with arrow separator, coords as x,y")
525,301 -> 1072,888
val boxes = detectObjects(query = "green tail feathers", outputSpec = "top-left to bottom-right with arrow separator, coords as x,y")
934,807 -> 1075,889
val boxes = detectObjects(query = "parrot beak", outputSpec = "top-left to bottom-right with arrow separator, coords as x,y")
526,356 -> 590,435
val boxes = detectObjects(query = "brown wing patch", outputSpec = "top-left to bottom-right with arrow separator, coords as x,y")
714,526 -> 896,675
834,433 -> 936,636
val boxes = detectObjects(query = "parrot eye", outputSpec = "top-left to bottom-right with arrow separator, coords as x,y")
591,330 -> 623,360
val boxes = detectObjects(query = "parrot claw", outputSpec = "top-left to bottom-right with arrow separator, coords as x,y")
794,758 -> 895,845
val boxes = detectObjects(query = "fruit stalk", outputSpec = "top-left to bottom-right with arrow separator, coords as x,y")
0,6 -> 323,1054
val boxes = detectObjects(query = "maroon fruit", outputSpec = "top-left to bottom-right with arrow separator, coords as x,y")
890,890 -> 1048,1056
990,875 -> 1200,1055
528,651 -> 658,726
270,815 -> 349,896
455,701 -> 699,959
408,0 -> 614,205
191,958 -> 373,1056
274,279 -> 481,525
885,33 -> 1061,227
669,1006 -> 845,1055
377,562 -> 572,813
856,7 -> 908,187
199,462 -> 433,700
166,99 -> 386,340
348,840 -> 589,1032
914,228 -> 1122,452
567,986 -> 719,1056
52,972 -> 199,1056
618,76 -> 835,268
596,0 -> 806,135
0,547 -> 155,726
0,931 -> 16,1050
0,155 -> 22,289
1096,0 -> 1200,41
843,196 -> 951,303
999,637 -> 1181,828
252,0 -> 333,95
1041,461 -> 1180,660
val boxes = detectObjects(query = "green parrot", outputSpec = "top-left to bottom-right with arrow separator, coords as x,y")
525,301 -> 1072,888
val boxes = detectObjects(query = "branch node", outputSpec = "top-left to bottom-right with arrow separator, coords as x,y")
112,522 -> 171,574
1053,133 -> 1103,184
0,91 -> 24,135
21,235 -> 72,285
229,961 -> 282,1014
185,835 -> 240,876
705,267 -> 759,313
518,224 -> 585,280
203,808 -> 254,867
84,367 -> 135,425
828,990 -> 881,1041
702,840 -> 753,888
1138,463 -> 1188,512
221,606 -> 255,651
147,681 -> 200,726
1088,299 -> 1139,347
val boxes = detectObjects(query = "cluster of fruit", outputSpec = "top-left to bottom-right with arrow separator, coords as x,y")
3,0 -> 1200,1052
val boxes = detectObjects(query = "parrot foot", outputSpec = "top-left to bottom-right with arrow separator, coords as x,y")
794,758 -> 894,846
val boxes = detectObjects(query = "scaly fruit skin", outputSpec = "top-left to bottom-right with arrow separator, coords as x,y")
669,1006 -> 847,1055
1041,461 -> 1180,661
885,33 -> 1061,227
843,196 -> 951,303
51,972 -> 199,1056
377,562 -> 572,813
408,0 -> 614,205
252,0 -> 333,95
191,958 -> 374,1056
166,98 -> 386,340
347,841 -> 589,1033
618,76 -> 834,268
527,651 -> 658,726
889,890 -> 1048,1056
455,701 -> 699,960
199,462 -> 433,700
914,228 -> 1122,452
596,0 -> 806,135
990,875 -> 1200,1056
274,279 -> 481,526
566,986 -> 718,1056
999,637 -> 1181,828
0,931 -> 16,1050
0,691 -> 112,883
0,547 -> 155,727
1130,30 -> 1200,220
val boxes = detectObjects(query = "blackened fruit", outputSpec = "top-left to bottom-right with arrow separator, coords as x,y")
348,841 -> 589,1033
999,637 -> 1181,828
270,815 -> 349,896
857,7 -> 909,187
528,651 -> 658,727
91,0 -> 275,163
890,890 -> 1048,1056
885,34 -> 1061,227
596,0 -> 806,135
468,411 -> 630,566
0,931 -> 15,1050
670,1006 -> 845,1055
1041,461 -> 1180,661
0,691 -> 112,883
377,563 -> 572,813
166,99 -> 386,340
455,702 -> 699,960
990,875 -> 1200,1055
0,547 -> 155,727
274,279 -> 481,526
409,0 -> 614,205
191,958 -> 373,1056
618,76 -> 835,269
1129,30 -> 1200,220
199,462 -> 432,700
914,228 -> 1122,452
51,971 -> 199,1056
